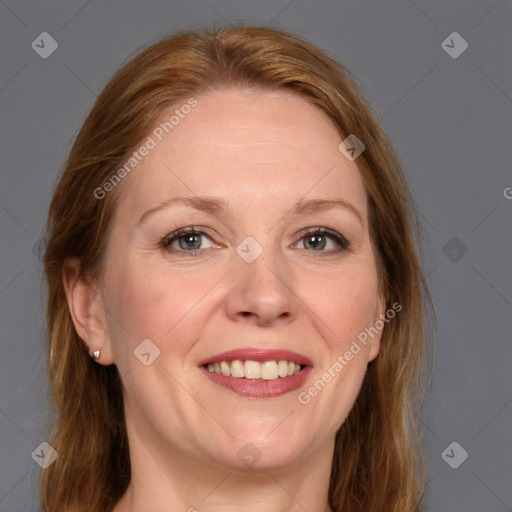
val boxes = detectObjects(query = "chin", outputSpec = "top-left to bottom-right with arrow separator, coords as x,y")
211,425 -> 312,471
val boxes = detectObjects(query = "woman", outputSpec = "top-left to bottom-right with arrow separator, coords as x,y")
41,25 -> 434,512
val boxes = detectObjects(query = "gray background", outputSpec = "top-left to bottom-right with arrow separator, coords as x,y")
1,0 -> 511,511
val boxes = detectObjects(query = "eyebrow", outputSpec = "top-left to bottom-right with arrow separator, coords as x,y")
137,196 -> 227,225
137,195 -> 364,226
293,198 -> 363,225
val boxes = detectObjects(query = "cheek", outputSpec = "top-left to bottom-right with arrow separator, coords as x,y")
103,260 -> 217,357
298,270 -> 378,432
318,269 -> 379,399
307,265 -> 380,352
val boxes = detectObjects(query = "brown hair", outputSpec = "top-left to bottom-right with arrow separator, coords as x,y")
41,24 -> 434,511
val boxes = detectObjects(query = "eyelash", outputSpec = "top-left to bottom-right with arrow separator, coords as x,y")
159,226 -> 351,257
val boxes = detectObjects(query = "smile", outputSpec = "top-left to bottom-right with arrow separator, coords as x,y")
198,348 -> 313,398
204,359 -> 303,380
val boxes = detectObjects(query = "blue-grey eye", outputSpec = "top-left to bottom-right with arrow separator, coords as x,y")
162,228 -> 214,253
178,233 -> 202,250
303,233 -> 328,250
300,228 -> 350,252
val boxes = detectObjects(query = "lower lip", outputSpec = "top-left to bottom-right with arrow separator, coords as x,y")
200,365 -> 313,398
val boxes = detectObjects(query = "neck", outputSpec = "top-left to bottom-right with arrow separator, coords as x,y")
113,419 -> 334,512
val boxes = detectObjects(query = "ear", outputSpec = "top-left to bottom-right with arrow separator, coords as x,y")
62,258 -> 114,365
368,287 -> 388,362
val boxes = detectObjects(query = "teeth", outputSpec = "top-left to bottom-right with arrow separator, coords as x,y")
220,361 -> 230,376
244,360 -> 261,379
231,360 -> 245,378
205,359 -> 304,380
278,360 -> 288,378
261,361 -> 278,380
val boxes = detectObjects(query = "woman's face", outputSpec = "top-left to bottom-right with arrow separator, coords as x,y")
95,88 -> 385,471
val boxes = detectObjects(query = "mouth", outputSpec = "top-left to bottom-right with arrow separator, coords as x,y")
198,348 -> 313,398
203,359 -> 305,380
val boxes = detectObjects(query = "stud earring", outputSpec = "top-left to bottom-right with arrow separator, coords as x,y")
92,350 -> 100,361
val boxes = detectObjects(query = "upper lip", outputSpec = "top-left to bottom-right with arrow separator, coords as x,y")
198,347 -> 313,367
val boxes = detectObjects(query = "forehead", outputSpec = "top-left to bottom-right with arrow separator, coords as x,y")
117,88 -> 368,221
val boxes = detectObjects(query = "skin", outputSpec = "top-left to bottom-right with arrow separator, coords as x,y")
64,88 -> 385,512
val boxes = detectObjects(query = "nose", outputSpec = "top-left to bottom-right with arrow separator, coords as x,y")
224,244 -> 298,327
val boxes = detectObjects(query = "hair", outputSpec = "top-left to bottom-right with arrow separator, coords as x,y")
41,24 -> 434,512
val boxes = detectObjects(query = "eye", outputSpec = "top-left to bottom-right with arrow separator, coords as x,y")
160,226 -> 351,257
160,227 -> 216,256
295,227 -> 351,256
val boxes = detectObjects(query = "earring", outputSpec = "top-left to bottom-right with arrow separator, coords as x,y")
92,350 -> 100,361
